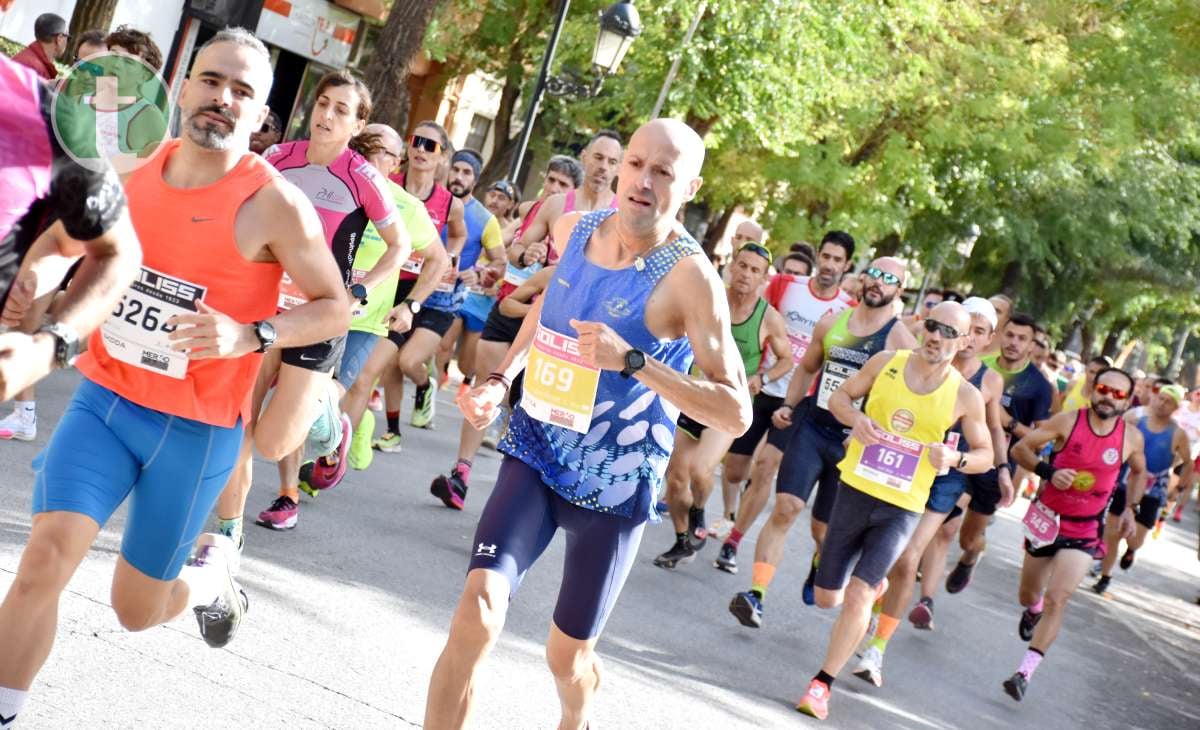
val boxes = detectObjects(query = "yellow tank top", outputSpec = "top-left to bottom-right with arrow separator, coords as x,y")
838,350 -> 964,512
1061,378 -> 1088,412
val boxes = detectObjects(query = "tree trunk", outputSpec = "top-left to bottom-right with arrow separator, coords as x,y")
873,232 -> 902,257
1080,321 -> 1095,360
478,40 -> 528,188
702,205 -> 734,255
1100,319 -> 1129,361
68,0 -> 119,57
1167,326 -> 1190,379
999,260 -> 1021,299
364,0 -> 445,132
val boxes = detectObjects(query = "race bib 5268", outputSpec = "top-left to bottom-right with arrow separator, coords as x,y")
521,323 -> 601,434
100,266 -> 206,379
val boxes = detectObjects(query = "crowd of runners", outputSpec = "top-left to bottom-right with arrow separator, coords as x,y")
0,22 -> 1197,729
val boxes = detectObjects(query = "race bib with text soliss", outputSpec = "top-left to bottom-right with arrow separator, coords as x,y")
521,323 -> 601,434
853,431 -> 924,493
100,266 -> 205,379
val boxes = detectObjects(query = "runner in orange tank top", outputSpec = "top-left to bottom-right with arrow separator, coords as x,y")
0,31 -> 348,721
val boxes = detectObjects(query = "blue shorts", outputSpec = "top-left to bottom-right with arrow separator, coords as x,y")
32,379 -> 243,581
467,457 -> 649,640
926,470 -> 969,513
460,292 -> 494,333
337,329 -> 379,387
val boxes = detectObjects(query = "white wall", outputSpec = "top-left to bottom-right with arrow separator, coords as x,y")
111,0 -> 184,63
1,0 -> 184,65
0,1 -> 76,45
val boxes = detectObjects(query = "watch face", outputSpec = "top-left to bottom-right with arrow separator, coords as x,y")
350,284 -> 367,300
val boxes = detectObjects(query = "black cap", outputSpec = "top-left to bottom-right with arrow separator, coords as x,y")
35,13 -> 69,40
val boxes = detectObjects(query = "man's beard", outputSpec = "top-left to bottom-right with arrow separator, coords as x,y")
186,106 -> 237,150
449,182 -> 472,198
863,286 -> 896,309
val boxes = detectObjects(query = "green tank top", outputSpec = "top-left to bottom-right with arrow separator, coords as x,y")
731,298 -> 769,375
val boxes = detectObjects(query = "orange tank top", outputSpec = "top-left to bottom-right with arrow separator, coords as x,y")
77,139 -> 284,427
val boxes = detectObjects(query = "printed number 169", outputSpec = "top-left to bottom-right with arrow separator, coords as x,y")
534,359 -> 574,393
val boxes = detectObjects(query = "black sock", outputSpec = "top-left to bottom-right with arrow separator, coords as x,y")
675,531 -> 688,546
462,374 -> 473,386
815,670 -> 835,688
386,411 -> 400,434
750,588 -> 763,600
688,506 -> 705,531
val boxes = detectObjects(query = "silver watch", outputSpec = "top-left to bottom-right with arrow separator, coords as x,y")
38,322 -> 81,368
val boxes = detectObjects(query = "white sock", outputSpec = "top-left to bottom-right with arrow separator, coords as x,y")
0,685 -> 28,727
14,401 -> 34,420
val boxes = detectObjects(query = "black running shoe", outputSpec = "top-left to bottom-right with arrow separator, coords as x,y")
1119,549 -> 1135,570
945,559 -> 977,594
1018,608 -> 1042,642
654,537 -> 697,569
714,543 -> 738,574
1092,575 -> 1111,595
430,471 -> 468,510
1002,672 -> 1028,702
729,591 -> 764,628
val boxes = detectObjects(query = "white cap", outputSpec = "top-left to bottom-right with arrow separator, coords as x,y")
962,296 -> 998,330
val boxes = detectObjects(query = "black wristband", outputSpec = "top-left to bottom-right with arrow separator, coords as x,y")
1034,462 -> 1056,481
517,249 -> 528,267
487,372 -> 511,388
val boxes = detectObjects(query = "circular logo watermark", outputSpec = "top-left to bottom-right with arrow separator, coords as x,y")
51,52 -> 172,175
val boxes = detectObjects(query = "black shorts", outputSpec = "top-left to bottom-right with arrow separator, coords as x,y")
676,412 -> 706,440
728,393 -> 783,456
965,469 -> 1002,516
1025,533 -> 1104,559
482,303 -> 523,343
815,483 -> 921,590
776,418 -> 847,523
1108,486 -> 1163,529
387,307 -> 456,349
280,334 -> 346,374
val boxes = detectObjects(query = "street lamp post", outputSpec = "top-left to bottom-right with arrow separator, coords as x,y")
509,0 -> 642,181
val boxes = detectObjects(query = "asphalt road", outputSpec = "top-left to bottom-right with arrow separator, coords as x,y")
1,370 -> 1198,729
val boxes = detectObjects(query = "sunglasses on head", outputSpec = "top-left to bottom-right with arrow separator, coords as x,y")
410,135 -> 441,154
864,267 -> 901,286
923,318 -> 963,339
737,242 -> 772,263
1094,383 -> 1129,400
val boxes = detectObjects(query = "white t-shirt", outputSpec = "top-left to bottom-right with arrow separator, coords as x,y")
1172,404 -> 1200,460
759,274 -> 856,399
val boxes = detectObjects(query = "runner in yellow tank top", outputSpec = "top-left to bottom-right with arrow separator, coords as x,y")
794,301 -> 994,722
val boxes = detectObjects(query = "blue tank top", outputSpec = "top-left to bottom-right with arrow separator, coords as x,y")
948,362 -> 989,452
1138,416 -> 1176,499
427,196 -> 495,312
499,209 -> 701,520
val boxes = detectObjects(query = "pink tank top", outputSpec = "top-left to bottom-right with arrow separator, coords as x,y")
563,188 -> 618,214
1042,409 -> 1126,538
0,57 -> 52,237
390,172 -> 452,280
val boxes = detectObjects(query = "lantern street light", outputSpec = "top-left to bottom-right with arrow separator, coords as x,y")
509,0 -> 643,180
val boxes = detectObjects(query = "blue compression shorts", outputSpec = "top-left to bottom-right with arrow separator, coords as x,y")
32,378 -> 243,580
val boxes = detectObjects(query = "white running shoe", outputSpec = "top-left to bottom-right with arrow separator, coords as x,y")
853,645 -> 884,687
0,409 -> 35,441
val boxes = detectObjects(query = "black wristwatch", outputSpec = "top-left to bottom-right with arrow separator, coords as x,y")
37,322 -> 80,368
252,320 -> 277,353
349,283 -> 368,304
620,349 -> 646,378
957,452 -> 968,471
404,298 -> 421,314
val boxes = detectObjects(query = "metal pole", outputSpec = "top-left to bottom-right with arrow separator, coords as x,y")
650,0 -> 706,119
510,0 -> 572,181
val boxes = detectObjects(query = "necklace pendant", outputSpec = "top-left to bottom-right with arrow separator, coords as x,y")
635,257 -> 645,271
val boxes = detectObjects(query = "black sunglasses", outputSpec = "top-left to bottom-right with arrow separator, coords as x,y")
410,135 -> 441,154
924,318 -> 964,339
258,122 -> 277,134
864,267 -> 901,286
737,242 -> 772,263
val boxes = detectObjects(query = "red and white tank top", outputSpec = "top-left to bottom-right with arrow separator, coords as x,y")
760,274 -> 856,398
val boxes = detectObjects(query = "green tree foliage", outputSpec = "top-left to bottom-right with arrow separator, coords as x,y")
426,0 -> 1200,351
